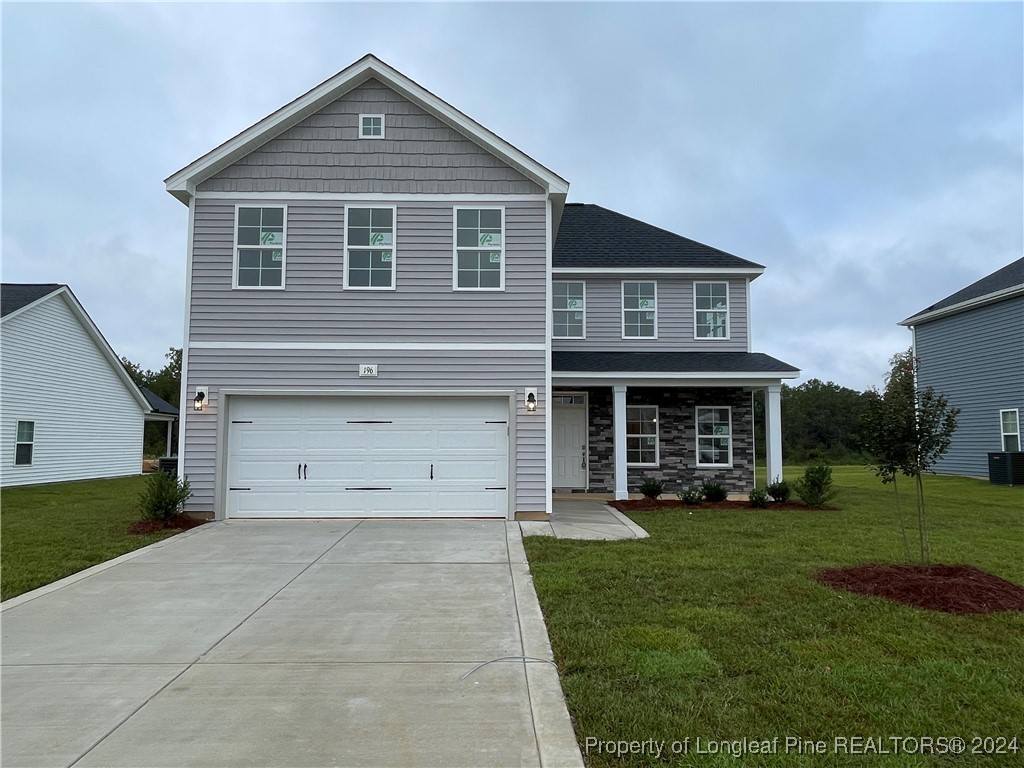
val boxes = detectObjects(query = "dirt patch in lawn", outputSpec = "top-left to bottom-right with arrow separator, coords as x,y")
611,499 -> 831,512
128,516 -> 208,535
816,564 -> 1024,614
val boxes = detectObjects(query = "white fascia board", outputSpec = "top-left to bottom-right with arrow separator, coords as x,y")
55,288 -> 152,412
165,55 -> 568,203
552,267 -> 765,278
189,341 -> 547,351
0,288 -> 64,324
195,191 -> 550,202
899,284 -> 1024,327
552,371 -> 800,387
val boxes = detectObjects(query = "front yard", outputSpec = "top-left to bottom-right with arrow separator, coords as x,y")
524,466 -> 1024,767
1,475 -> 182,600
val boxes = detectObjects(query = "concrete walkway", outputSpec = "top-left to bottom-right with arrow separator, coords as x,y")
521,500 -> 649,541
1,520 -> 583,768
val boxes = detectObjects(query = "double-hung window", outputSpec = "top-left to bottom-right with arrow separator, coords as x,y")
696,407 -> 732,466
1000,409 -> 1020,452
626,406 -> 658,466
345,206 -> 395,289
455,208 -> 504,290
622,281 -> 657,338
695,282 -> 729,338
553,282 -> 585,338
235,207 -> 285,288
15,420 -> 34,466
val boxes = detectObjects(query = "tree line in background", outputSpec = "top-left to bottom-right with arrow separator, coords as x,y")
121,348 -> 181,458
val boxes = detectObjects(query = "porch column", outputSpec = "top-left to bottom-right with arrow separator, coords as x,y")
613,384 -> 628,500
765,384 -> 783,482
165,421 -> 174,457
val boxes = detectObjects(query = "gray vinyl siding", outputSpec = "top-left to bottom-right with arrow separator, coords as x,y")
183,348 -> 546,515
914,296 -> 1024,477
552,277 -> 748,352
197,79 -> 543,195
191,199 -> 547,343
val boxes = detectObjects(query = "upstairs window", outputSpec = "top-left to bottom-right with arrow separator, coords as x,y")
455,208 -> 504,290
553,282 -> 585,338
235,206 -> 285,288
696,407 -> 732,466
1001,409 -> 1020,452
695,282 -> 729,338
622,281 -> 657,338
359,114 -> 384,138
15,420 -> 34,466
626,406 -> 659,466
345,207 -> 395,289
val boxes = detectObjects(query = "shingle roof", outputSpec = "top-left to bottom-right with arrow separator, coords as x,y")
141,387 -> 179,417
553,204 -> 763,270
1,283 -> 64,318
553,350 -> 798,374
903,257 -> 1024,324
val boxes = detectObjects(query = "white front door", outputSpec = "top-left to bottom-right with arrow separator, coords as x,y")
553,398 -> 588,489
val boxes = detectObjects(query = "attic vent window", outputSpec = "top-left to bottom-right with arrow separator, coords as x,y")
359,114 -> 384,138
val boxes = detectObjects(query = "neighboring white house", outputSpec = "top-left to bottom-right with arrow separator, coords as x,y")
0,284 -> 159,487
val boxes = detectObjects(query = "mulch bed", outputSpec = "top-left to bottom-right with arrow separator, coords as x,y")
816,564 -> 1024,615
610,499 -> 828,512
128,517 -> 208,535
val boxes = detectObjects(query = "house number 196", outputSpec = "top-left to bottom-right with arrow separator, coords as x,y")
359,364 -> 378,377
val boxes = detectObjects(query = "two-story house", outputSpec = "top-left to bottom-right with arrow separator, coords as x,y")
165,55 -> 798,520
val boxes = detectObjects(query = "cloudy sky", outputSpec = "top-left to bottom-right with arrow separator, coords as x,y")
3,2 -> 1021,390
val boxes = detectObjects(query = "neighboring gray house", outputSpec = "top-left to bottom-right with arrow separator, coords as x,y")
0,284 -> 170,487
900,257 -> 1024,477
165,55 -> 798,520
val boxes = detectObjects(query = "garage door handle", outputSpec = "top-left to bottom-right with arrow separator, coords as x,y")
297,463 -> 302,480
303,463 -> 308,480
430,463 -> 433,480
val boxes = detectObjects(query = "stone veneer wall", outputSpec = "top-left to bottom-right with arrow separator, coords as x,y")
572,386 -> 755,494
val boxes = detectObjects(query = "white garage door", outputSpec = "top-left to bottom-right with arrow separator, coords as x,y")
226,396 -> 509,518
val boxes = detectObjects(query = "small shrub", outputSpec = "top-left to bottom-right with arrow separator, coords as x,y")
678,486 -> 704,506
639,478 -> 664,500
749,488 -> 770,509
793,463 -> 840,507
766,478 -> 791,504
700,479 -> 728,503
139,472 -> 193,521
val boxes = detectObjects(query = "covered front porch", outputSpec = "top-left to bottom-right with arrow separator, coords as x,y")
551,351 -> 800,500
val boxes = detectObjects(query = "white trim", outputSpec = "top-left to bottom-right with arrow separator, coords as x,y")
0,289 -> 62,325
343,204 -> 397,291
194,191 -> 550,202
551,390 -> 589,490
452,205 -> 506,292
14,419 -> 35,466
1000,408 -> 1020,452
555,375 -> 797,389
612,384 -> 628,500
693,280 -> 731,340
621,280 -> 658,340
900,284 -> 1024,326
544,199 -> 554,514
189,341 -> 547,351
626,404 -> 660,468
178,197 -> 195,479
165,55 -> 569,203
554,267 -> 765,277
552,280 -> 586,339
744,277 -> 752,352
232,204 -> 288,291
553,370 -> 800,381
695,405 -> 733,468
358,113 -> 385,139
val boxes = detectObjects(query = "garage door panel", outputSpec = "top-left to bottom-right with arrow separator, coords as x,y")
227,396 -> 509,519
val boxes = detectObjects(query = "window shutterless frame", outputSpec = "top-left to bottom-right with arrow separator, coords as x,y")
453,206 -> 505,291
626,405 -> 659,467
621,281 -> 658,339
14,420 -> 34,466
694,281 -> 730,340
358,114 -> 385,138
1000,409 -> 1021,452
553,281 -> 586,338
344,205 -> 397,291
232,205 -> 287,290
695,406 -> 733,467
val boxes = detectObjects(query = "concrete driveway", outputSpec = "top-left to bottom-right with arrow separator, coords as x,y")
1,520 -> 583,768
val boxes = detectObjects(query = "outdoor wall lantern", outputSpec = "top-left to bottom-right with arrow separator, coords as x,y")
194,386 -> 208,411
525,388 -> 538,412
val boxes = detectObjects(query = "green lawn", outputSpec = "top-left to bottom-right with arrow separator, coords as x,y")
525,466 -> 1024,767
1,475 -> 182,600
